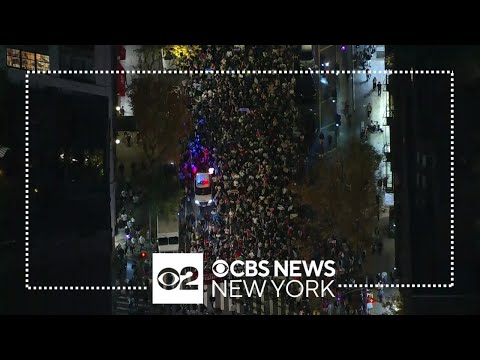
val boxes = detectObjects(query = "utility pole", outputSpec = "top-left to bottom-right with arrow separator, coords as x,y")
148,208 -> 152,245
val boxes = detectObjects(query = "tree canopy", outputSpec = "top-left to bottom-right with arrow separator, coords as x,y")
127,46 -> 192,216
128,45 -> 192,165
166,45 -> 201,61
133,45 -> 201,67
299,139 -> 381,254
141,166 -> 183,217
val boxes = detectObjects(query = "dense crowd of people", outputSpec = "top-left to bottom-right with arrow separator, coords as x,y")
113,45 -> 392,315
176,46 -> 364,314
179,46 -> 307,270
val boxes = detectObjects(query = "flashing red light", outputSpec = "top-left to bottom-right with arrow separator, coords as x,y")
369,298 -> 375,303
139,251 -> 148,259
197,180 -> 209,185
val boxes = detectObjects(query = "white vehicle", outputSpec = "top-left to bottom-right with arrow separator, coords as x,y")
194,172 -> 213,207
300,45 -> 315,70
157,212 -> 180,253
233,45 -> 245,52
161,48 -> 177,70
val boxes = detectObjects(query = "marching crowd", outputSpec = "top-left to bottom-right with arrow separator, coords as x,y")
113,45 -> 390,315
176,46 -> 370,314
180,46 -> 307,269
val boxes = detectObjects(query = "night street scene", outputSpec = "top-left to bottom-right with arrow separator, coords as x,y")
1,45 -> 479,316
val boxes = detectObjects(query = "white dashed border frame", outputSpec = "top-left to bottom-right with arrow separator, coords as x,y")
24,69 -> 454,291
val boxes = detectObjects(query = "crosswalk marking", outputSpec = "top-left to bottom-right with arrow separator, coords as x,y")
203,285 -> 209,307
264,284 -> 270,315
202,280 -> 294,315
114,294 -> 148,315
113,282 -> 300,315
114,283 -> 300,315
219,281 -> 226,311
228,282 -> 235,313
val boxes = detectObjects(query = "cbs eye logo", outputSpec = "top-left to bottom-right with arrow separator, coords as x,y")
212,260 -> 229,278
157,266 -> 198,290
152,253 -> 204,304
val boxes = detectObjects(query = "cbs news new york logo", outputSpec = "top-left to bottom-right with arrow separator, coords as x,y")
152,253 -> 204,304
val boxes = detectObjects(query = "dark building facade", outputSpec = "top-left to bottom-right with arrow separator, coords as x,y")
388,45 -> 480,314
0,45 -> 116,314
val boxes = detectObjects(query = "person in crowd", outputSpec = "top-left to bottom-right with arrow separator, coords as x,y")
367,102 -> 372,119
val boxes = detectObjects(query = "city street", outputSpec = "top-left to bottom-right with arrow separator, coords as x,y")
113,45 -> 399,315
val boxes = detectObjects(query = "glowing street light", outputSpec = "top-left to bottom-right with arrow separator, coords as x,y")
115,139 -> 121,144
115,106 -> 121,112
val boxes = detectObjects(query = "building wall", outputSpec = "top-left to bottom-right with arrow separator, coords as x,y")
119,45 -> 141,117
1,45 -> 117,313
388,45 -> 479,314
1,44 -> 117,245
389,73 -> 414,287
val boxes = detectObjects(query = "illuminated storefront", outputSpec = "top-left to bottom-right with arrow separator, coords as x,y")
6,48 -> 50,72
384,74 -> 394,202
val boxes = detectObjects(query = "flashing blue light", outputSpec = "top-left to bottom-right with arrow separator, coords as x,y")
341,45 -> 347,52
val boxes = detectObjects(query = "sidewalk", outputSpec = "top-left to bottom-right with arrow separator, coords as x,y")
113,135 -> 155,285
305,46 -> 354,175
354,45 -> 400,313
115,132 -> 147,181
336,46 -> 356,148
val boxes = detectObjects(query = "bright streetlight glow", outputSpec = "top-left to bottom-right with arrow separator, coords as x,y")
115,139 -> 121,144
115,106 -> 121,111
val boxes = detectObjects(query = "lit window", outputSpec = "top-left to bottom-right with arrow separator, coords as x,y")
36,53 -> 50,71
6,48 -> 20,68
6,48 -> 50,71
21,51 -> 35,71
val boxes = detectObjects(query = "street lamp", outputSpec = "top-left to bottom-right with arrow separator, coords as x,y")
115,139 -> 121,145
115,106 -> 121,112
